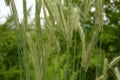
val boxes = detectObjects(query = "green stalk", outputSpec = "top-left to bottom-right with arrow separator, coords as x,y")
10,0 -> 30,80
23,0 -> 28,31
10,0 -> 19,29
35,0 -> 41,33
35,0 -> 49,80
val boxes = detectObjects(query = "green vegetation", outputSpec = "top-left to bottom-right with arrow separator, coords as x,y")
0,0 -> 120,80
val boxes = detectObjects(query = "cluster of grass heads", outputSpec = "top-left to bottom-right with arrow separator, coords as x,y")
5,0 -> 120,80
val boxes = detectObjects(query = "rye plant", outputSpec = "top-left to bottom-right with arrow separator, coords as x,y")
5,0 -> 120,80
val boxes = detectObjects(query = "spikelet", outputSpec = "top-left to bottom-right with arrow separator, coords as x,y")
109,56 -> 120,68
103,58 -> 108,80
114,67 -> 120,80
84,0 -> 91,21
95,0 -> 103,32
96,75 -> 104,80
78,23 -> 87,71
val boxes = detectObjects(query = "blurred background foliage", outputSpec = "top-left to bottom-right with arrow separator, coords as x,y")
0,15 -> 20,80
0,0 -> 120,80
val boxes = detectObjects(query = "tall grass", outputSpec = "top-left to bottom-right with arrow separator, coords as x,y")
6,0 -> 120,80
